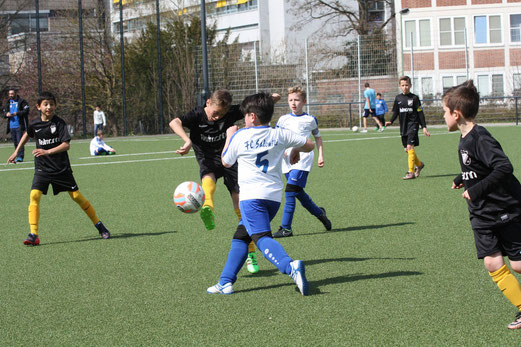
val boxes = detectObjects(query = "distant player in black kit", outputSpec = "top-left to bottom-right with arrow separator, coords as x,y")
386,76 -> 430,179
7,92 -> 110,245
443,80 -> 521,330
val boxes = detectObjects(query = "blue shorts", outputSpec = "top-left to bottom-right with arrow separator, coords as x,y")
285,170 -> 309,188
240,199 -> 280,236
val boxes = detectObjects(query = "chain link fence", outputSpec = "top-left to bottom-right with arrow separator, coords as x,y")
1,3 -> 520,140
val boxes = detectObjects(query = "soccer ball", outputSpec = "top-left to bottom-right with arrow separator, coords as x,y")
173,181 -> 205,214
352,126 -> 359,132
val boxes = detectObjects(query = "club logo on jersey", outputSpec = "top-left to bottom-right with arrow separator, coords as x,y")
408,99 -> 413,106
460,150 -> 471,165
50,124 -> 56,134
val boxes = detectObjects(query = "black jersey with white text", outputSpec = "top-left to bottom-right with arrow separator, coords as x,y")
26,115 -> 72,175
454,125 -> 521,228
390,93 -> 427,135
178,105 -> 243,156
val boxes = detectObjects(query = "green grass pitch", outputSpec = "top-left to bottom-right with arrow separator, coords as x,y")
1,125 -> 520,345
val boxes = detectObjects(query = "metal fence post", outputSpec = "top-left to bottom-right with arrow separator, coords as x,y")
516,96 -> 519,126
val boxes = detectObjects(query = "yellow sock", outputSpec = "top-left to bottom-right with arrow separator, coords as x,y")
28,189 -> 42,235
490,265 -> 521,310
69,190 -> 100,225
407,149 -> 416,172
234,208 -> 241,221
248,241 -> 256,253
201,177 -> 216,210
414,152 -> 422,167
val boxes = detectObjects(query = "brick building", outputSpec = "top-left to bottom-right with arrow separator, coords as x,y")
395,0 -> 521,97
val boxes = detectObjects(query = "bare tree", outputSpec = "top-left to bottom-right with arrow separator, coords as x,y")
289,0 -> 395,37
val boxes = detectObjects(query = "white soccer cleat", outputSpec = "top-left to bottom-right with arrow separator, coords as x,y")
289,260 -> 309,296
207,282 -> 234,295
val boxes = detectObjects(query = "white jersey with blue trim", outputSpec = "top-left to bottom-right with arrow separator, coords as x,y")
222,125 -> 307,202
89,136 -> 112,155
276,112 -> 320,173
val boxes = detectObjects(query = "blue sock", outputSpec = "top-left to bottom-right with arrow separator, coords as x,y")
296,190 -> 322,217
281,191 -> 297,229
219,239 -> 249,285
256,236 -> 293,274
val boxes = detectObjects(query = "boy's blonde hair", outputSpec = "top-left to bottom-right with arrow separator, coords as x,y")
442,79 -> 480,120
287,86 -> 306,101
210,90 -> 232,109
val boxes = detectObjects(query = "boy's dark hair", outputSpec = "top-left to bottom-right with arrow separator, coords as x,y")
97,129 -> 104,136
37,91 -> 56,105
240,92 -> 274,124
442,79 -> 480,119
210,89 -> 232,109
399,76 -> 411,84
364,82 -> 370,88
376,93 -> 382,96
96,104 -> 101,108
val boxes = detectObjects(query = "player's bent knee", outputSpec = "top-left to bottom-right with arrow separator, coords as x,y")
251,231 -> 273,245
30,189 -> 42,204
285,184 -> 302,193
233,224 -> 251,243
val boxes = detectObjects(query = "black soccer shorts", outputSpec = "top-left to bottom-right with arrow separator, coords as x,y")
196,153 -> 239,194
31,171 -> 79,195
473,220 -> 521,261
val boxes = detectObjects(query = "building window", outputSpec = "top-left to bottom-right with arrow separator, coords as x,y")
9,13 -> 49,35
421,77 -> 433,98
513,73 -> 521,95
439,17 -> 466,46
477,75 -> 490,96
368,1 -> 385,23
474,15 -> 502,45
511,14 -> 521,43
442,76 -> 454,93
491,74 -> 504,96
404,19 -> 431,49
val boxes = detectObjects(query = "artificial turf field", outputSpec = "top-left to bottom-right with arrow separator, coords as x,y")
1,125 -> 520,345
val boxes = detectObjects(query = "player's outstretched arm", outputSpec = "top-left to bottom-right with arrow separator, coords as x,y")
169,118 -> 192,155
7,132 -> 29,163
221,125 -> 238,168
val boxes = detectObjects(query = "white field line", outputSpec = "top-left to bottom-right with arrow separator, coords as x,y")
78,150 -> 177,159
0,155 -> 195,172
0,131 -> 457,172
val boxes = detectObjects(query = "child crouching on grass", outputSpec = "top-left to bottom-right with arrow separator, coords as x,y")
7,91 -> 110,245
443,80 -> 521,330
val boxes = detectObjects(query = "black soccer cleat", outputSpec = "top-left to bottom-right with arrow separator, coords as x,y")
95,221 -> 111,239
317,207 -> 332,231
273,226 -> 293,238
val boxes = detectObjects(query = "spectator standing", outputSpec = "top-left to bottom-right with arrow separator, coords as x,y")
3,89 -> 30,162
93,105 -> 106,135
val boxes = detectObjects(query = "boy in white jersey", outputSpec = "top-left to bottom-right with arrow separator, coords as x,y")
274,86 -> 331,238
90,130 -> 116,156
207,92 -> 315,295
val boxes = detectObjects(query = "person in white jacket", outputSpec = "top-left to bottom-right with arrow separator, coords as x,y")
90,130 -> 115,156
93,105 -> 106,135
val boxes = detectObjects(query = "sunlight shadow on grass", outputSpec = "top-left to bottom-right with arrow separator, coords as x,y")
39,231 -> 176,246
299,222 -> 415,236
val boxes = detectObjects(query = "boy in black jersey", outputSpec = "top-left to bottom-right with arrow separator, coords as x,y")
169,90 -> 279,274
7,92 -> 110,245
386,76 -> 430,179
443,80 -> 521,330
